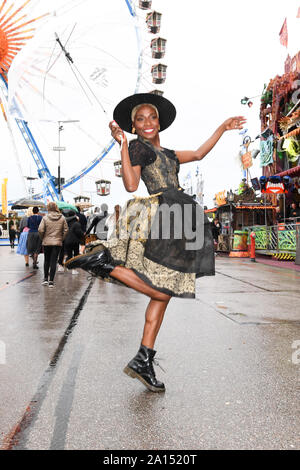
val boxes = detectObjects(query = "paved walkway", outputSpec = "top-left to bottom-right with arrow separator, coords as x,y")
0,247 -> 299,450
255,255 -> 300,272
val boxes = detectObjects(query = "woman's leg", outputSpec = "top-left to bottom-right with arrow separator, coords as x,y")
123,296 -> 170,392
24,255 -> 29,266
33,252 -> 38,267
58,243 -> 65,266
110,266 -> 171,302
141,298 -> 170,349
9,232 -> 14,248
49,246 -> 61,282
43,246 -> 51,280
73,244 -> 80,258
65,244 -> 73,263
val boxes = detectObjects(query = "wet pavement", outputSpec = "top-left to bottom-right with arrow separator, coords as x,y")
0,247 -> 299,450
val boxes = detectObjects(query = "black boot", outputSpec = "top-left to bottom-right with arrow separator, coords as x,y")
65,247 -> 116,279
124,344 -> 165,393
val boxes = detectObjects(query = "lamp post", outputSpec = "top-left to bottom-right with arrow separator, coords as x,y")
24,176 -> 38,197
227,189 -> 235,250
56,120 -> 80,200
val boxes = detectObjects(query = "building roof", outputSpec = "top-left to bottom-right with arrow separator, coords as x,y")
275,165 -> 300,178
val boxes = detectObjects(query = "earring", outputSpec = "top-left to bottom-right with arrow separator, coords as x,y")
132,127 -> 136,134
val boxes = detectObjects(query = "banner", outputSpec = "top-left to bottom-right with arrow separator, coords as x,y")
215,190 -> 227,206
1,178 -> 8,216
241,151 -> 253,170
279,18 -> 288,48
260,135 -> 274,167
259,176 -> 290,194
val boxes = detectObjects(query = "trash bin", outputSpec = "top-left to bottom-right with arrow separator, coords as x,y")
232,230 -> 249,251
229,230 -> 249,258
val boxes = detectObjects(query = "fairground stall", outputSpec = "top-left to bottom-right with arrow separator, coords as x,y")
257,50 -> 300,260
207,178 -> 299,260
206,188 -> 276,256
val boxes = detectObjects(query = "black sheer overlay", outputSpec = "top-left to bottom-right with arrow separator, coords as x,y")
144,188 -> 215,276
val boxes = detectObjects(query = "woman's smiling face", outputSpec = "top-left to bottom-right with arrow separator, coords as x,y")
133,104 -> 160,140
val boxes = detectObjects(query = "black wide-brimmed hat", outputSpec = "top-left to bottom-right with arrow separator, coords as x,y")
113,93 -> 176,133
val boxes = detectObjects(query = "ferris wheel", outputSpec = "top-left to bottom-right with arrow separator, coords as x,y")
0,0 -> 168,204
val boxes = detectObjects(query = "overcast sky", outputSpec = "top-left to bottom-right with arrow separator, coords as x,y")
0,0 -> 299,211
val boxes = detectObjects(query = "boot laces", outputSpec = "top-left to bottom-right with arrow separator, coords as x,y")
153,357 -> 166,373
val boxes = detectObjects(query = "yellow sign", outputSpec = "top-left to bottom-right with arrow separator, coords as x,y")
1,178 -> 8,216
215,190 -> 227,206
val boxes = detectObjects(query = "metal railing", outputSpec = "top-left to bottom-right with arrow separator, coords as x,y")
245,223 -> 299,255
0,230 -> 9,239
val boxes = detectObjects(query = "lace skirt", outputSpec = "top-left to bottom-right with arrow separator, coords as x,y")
88,189 -> 215,298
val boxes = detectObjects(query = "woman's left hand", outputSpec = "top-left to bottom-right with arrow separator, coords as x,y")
222,116 -> 247,132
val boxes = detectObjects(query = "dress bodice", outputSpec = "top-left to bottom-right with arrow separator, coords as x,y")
128,136 -> 180,194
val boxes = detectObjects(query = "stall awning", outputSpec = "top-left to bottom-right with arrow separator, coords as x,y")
204,205 -> 276,213
275,165 -> 300,178
236,206 -> 277,210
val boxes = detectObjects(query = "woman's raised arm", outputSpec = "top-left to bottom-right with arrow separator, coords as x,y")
109,121 -> 141,192
175,116 -> 247,164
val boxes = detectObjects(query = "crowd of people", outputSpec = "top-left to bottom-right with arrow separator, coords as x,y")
11,202 -> 119,287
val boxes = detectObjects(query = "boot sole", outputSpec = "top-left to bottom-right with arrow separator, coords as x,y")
123,366 -> 165,393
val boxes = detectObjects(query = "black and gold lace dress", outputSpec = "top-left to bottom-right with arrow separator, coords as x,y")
91,136 -> 215,298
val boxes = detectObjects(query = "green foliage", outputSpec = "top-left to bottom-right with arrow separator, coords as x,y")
261,87 -> 273,106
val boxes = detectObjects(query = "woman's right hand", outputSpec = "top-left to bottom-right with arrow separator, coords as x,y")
109,121 -> 126,145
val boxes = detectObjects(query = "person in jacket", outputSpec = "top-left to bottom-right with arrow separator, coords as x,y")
26,206 -> 43,269
288,202 -> 300,219
76,206 -> 87,233
76,205 -> 87,254
211,218 -> 222,242
38,202 -> 68,287
64,210 -> 85,274
8,219 -> 17,249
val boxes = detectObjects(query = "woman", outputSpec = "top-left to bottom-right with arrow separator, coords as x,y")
66,93 -> 246,392
38,202 -> 68,287
26,206 -> 43,269
64,210 -> 85,274
8,220 -> 17,249
16,207 -> 33,266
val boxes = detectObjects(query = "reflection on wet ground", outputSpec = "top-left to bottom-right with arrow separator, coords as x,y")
0,247 -> 299,450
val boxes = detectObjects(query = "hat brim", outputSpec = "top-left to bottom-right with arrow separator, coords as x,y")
113,93 -> 176,134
